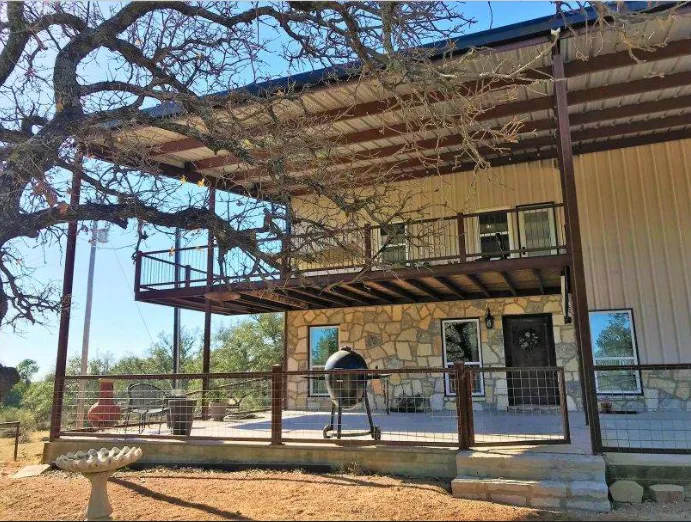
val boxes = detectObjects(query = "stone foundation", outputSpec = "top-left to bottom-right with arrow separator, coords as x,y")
285,296 -> 585,411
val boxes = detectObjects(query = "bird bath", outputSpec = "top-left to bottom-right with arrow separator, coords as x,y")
54,446 -> 142,521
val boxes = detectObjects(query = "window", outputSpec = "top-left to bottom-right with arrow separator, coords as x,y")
518,204 -> 557,257
478,211 -> 512,259
442,319 -> 484,396
378,223 -> 408,265
590,309 -> 642,394
309,325 -> 339,396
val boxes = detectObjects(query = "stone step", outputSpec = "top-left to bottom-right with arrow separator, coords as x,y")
456,450 -> 606,482
451,477 -> 611,512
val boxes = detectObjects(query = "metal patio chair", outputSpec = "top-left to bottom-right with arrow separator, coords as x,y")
123,383 -> 170,434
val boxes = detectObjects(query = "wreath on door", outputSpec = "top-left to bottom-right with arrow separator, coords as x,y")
518,329 -> 540,352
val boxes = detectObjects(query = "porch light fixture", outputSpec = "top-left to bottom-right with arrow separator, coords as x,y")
484,307 -> 495,329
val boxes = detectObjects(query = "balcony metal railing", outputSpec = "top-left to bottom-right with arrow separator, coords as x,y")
136,203 -> 565,292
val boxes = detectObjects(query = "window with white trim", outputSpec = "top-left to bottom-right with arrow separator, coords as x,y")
378,222 -> 408,266
590,309 -> 642,394
442,319 -> 484,396
309,325 -> 339,396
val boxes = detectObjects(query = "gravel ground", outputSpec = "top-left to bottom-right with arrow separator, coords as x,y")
0,465 -> 689,521
1,436 -> 689,521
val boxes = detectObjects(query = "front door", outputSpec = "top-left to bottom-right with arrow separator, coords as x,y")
503,314 -> 558,406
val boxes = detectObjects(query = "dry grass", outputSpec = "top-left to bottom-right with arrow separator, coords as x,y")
0,431 -> 46,466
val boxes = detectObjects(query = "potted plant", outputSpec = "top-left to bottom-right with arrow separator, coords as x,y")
208,388 -> 228,421
599,399 -> 614,414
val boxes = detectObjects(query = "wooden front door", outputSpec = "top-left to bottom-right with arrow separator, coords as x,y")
503,314 -> 558,406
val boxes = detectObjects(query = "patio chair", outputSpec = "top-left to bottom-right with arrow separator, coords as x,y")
123,383 -> 170,434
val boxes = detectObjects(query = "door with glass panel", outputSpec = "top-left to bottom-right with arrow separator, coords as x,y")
518,204 -> 557,257
470,210 -> 515,261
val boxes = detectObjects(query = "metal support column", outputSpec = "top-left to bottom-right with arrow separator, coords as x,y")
552,43 -> 603,454
49,173 -> 82,440
201,186 -> 216,418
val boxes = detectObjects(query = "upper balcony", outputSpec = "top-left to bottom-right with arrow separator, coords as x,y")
135,203 -> 569,315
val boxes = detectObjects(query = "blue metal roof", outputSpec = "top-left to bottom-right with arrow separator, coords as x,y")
141,2 -> 669,120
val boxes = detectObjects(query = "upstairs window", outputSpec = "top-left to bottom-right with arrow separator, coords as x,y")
478,211 -> 512,259
442,319 -> 484,396
309,325 -> 339,396
518,204 -> 558,257
378,223 -> 408,266
590,309 -> 642,394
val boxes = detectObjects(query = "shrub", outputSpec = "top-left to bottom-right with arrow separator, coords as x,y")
0,407 -> 38,442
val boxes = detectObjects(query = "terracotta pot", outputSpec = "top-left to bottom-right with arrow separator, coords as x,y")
87,379 -> 122,428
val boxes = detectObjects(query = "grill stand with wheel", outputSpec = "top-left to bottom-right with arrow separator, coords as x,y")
322,388 -> 381,440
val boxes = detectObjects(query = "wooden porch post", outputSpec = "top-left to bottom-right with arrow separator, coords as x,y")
49,173 -> 82,440
552,43 -> 603,454
202,185 -> 216,419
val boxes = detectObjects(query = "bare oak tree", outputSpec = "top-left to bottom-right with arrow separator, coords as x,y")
0,1 -> 677,331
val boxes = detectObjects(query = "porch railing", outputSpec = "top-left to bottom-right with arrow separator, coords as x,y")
136,203 -> 566,291
53,365 -> 570,449
593,363 -> 691,454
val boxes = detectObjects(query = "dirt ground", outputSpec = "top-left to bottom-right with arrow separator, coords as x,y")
0,436 -> 689,521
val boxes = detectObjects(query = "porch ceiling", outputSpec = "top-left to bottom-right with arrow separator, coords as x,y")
87,9 -> 691,197
136,255 -> 567,316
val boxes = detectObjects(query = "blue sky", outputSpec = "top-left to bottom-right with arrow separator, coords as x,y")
1,1 -> 558,377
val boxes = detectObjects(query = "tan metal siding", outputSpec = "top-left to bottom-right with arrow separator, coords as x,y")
292,138 -> 691,363
292,160 -> 563,221
575,138 -> 691,363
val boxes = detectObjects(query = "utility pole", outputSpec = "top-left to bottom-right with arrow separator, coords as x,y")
76,222 -> 99,428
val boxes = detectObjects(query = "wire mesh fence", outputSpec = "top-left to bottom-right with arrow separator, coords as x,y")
282,368 -> 460,446
55,365 -> 572,449
58,374 -> 273,441
594,364 -> 691,453
467,367 -> 570,446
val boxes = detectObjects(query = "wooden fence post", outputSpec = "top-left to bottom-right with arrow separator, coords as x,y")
271,364 -> 284,445
454,362 -> 469,450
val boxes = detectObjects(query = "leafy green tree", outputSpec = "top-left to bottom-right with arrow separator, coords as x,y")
212,314 -> 284,372
594,313 -> 633,358
1,358 -> 39,407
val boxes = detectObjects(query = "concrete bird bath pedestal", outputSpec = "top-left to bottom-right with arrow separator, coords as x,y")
55,446 -> 142,521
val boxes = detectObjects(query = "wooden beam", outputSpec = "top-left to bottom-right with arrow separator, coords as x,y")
285,124 -> 691,197
371,280 -> 420,303
464,274 -> 491,298
434,276 -> 466,299
278,287 -> 338,307
297,287 -> 354,307
320,286 -> 362,306
204,290 -> 242,302
347,282 -> 395,304
152,39 -> 691,160
236,293 -> 293,312
329,284 -> 378,306
253,290 -> 310,309
553,44 -> 602,453
532,269 -> 546,295
404,279 -> 444,301
499,272 -> 518,297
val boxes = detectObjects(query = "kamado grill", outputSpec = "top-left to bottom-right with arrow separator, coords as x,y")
319,346 -> 388,440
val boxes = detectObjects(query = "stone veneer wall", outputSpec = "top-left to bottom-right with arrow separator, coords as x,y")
285,295 -> 586,412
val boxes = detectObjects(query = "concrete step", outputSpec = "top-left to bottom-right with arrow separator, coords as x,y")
456,450 -> 606,482
451,476 -> 611,512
